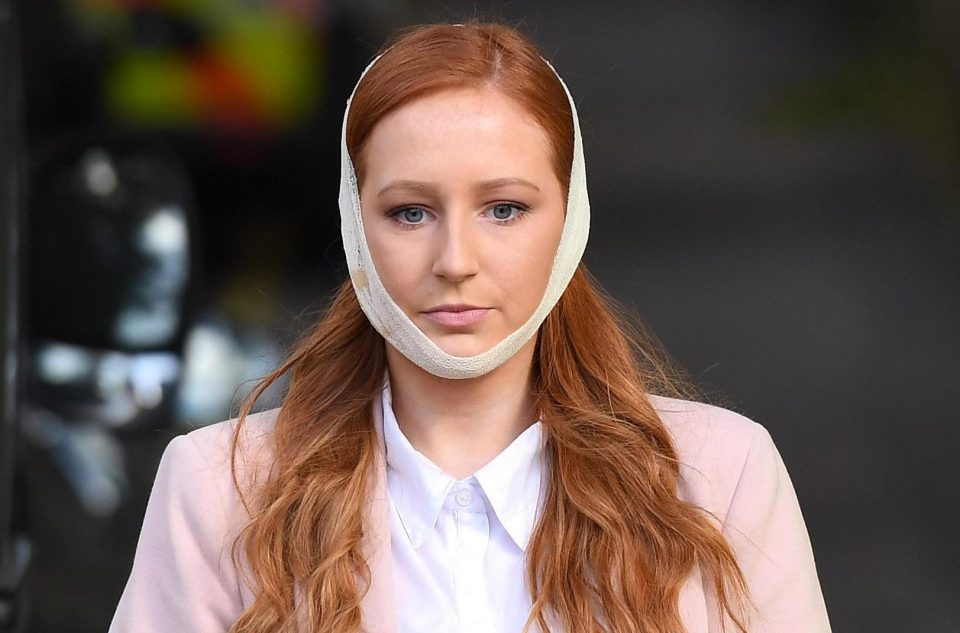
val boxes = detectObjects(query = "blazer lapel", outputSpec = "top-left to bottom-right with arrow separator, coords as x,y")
360,396 -> 397,633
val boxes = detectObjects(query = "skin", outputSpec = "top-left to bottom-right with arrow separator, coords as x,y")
358,86 -> 566,477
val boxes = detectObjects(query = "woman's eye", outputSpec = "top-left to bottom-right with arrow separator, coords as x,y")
391,207 -> 426,224
489,202 -> 526,222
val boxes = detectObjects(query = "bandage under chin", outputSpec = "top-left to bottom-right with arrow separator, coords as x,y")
338,56 -> 590,379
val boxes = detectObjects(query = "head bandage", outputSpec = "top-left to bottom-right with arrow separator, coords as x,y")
338,55 -> 590,379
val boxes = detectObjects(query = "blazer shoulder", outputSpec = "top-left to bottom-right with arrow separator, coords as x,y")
649,394 -> 762,459
647,394 -> 772,517
180,407 -> 279,454
648,396 -> 832,631
185,409 -> 280,451
171,407 -> 280,507
110,408 -> 281,631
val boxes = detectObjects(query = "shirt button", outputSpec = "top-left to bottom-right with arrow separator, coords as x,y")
455,490 -> 472,506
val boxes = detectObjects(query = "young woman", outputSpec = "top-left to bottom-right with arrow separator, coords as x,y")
111,22 -> 831,633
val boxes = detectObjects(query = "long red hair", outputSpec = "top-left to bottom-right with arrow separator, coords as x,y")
229,22 -> 749,633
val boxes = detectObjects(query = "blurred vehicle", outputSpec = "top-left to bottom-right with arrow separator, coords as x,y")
25,140 -> 195,517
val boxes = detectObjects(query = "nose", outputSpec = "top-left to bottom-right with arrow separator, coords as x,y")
431,212 -> 479,282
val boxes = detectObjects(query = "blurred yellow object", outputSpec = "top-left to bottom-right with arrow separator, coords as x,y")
81,0 -> 324,131
211,11 -> 322,127
105,51 -> 199,125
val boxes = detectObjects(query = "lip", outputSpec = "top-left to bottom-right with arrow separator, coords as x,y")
422,304 -> 491,327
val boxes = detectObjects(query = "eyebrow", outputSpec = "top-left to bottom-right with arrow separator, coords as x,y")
376,177 -> 540,198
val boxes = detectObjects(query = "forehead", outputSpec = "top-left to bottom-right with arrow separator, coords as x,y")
359,87 -> 554,186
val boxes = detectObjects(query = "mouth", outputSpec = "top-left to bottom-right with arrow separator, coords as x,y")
422,304 -> 491,327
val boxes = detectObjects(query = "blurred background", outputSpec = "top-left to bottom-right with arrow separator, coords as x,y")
1,0 -> 958,631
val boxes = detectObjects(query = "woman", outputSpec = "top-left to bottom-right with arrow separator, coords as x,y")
111,22 -> 831,633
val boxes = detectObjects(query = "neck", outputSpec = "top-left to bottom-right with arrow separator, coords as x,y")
385,338 -> 538,479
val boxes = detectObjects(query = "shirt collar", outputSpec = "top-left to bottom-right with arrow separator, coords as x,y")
380,379 -> 544,551
472,418 -> 544,551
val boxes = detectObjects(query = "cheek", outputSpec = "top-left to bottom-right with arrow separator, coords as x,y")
496,221 -> 563,312
362,224 -> 425,306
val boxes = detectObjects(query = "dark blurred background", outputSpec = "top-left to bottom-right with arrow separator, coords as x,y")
1,0 -> 958,631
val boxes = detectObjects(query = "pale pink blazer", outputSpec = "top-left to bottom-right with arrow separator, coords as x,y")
110,396 -> 831,632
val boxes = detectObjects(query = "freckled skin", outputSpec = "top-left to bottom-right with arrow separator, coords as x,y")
358,87 -> 566,357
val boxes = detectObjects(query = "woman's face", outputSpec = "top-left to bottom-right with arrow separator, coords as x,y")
358,87 -> 566,358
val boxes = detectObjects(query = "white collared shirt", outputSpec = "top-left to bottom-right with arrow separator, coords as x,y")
380,383 -> 545,633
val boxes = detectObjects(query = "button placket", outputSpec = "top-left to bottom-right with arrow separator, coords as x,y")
450,480 -> 494,632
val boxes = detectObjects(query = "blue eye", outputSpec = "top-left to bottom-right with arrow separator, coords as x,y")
490,203 -> 525,221
403,208 -> 424,223
392,207 -> 425,224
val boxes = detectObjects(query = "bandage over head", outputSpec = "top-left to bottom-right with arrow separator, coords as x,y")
338,53 -> 590,379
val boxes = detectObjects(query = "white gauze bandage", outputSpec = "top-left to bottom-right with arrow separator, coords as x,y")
338,56 -> 590,379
